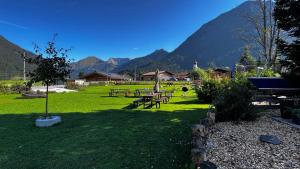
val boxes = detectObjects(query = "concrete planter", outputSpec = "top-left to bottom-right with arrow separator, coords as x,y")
35,116 -> 61,127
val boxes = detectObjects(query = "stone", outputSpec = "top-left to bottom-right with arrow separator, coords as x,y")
199,161 -> 217,169
259,135 -> 281,145
192,124 -> 207,137
191,148 -> 207,165
35,116 -> 61,127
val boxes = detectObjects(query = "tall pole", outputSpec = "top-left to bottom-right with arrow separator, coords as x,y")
134,66 -> 137,81
23,52 -> 26,82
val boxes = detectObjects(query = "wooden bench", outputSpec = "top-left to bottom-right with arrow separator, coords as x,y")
155,97 -> 168,108
109,89 -> 130,97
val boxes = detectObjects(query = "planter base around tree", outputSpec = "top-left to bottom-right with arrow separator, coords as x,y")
35,116 -> 61,127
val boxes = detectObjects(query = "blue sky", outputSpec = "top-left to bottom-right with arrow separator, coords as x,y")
0,0 -> 246,61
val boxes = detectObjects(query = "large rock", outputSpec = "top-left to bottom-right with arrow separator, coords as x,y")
259,135 -> 281,145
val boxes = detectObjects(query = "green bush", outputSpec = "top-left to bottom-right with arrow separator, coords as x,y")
10,84 -> 26,93
195,80 -> 222,103
65,82 -> 82,90
0,82 -> 26,94
213,81 -> 257,122
190,67 -> 209,81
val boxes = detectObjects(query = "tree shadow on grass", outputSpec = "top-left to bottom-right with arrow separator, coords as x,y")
172,99 -> 201,104
0,108 -> 208,169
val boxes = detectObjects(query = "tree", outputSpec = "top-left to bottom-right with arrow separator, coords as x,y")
239,46 -> 256,66
78,71 -> 84,79
26,35 -> 71,117
243,0 -> 280,67
274,0 -> 300,83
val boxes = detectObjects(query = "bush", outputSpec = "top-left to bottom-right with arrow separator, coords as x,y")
195,80 -> 222,103
10,84 -> 26,93
0,83 -> 26,94
65,82 -> 82,90
0,83 -> 10,93
213,81 -> 257,122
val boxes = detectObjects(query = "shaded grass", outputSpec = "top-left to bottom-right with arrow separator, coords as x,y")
0,85 -> 208,169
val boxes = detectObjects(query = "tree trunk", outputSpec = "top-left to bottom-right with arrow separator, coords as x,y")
45,83 -> 49,118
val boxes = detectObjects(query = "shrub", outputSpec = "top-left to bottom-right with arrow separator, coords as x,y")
10,84 -> 26,93
0,83 -> 10,93
195,80 -> 222,103
213,81 -> 257,122
65,82 -> 82,90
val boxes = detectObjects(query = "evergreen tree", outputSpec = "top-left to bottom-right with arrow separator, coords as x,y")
239,46 -> 256,66
274,0 -> 300,83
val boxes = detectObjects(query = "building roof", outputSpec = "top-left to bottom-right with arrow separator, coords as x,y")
83,72 -> 129,80
213,68 -> 231,73
142,71 -> 174,76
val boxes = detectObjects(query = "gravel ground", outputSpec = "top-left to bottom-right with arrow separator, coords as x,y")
207,110 -> 300,169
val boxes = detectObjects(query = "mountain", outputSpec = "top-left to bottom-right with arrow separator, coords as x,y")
116,1 -> 262,72
160,1 -> 260,70
70,57 -> 130,78
0,35 -> 35,80
114,49 -> 170,74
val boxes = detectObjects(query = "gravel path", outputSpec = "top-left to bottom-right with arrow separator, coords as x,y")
207,110 -> 300,169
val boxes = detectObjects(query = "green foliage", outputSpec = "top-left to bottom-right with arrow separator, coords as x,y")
259,68 -> 281,77
26,35 -> 72,117
65,82 -> 82,90
26,41 -> 71,86
0,82 -> 26,94
239,46 -> 256,66
213,81 -> 257,122
274,0 -> 300,83
195,80 -> 222,103
234,68 -> 280,83
190,67 -> 209,81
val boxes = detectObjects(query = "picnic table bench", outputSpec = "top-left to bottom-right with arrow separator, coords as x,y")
248,77 -> 300,109
132,92 -> 173,108
109,89 -> 130,97
134,89 -> 153,97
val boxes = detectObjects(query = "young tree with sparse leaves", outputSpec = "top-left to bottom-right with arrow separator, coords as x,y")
26,35 -> 71,117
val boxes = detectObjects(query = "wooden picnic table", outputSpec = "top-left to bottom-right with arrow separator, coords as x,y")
109,88 -> 130,97
134,88 -> 153,97
142,93 -> 162,108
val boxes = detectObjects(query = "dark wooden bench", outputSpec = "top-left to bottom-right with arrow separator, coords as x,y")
155,97 -> 168,108
109,89 -> 130,97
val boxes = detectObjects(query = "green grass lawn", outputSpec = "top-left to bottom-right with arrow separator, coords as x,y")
0,84 -> 209,169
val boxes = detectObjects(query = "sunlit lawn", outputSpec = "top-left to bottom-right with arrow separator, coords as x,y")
0,84 -> 209,169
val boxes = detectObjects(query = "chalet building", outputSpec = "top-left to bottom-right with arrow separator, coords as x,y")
83,72 -> 129,82
210,68 -> 231,79
176,72 -> 190,81
141,71 -> 175,81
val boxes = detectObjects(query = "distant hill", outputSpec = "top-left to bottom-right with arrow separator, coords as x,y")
115,1 -> 262,73
0,35 -> 35,80
114,49 -> 170,75
162,1 -> 260,69
70,57 -> 130,78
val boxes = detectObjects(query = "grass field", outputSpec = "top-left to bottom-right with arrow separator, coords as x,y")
0,84 -> 209,169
